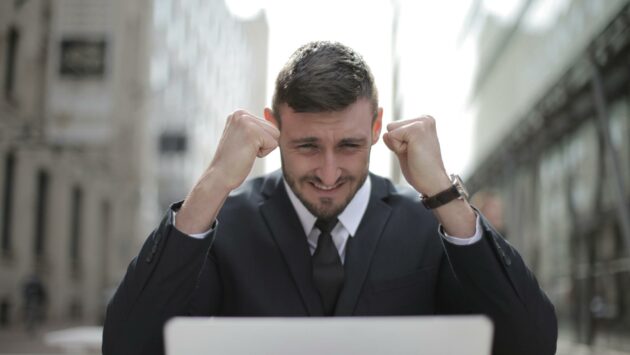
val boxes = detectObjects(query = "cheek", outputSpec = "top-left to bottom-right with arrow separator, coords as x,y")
339,151 -> 370,168
282,152 -> 315,174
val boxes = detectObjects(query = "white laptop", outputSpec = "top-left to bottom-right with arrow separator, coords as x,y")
164,316 -> 493,355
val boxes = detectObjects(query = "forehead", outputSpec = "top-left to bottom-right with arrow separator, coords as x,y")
278,99 -> 373,137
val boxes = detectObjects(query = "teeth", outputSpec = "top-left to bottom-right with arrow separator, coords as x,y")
313,182 -> 338,191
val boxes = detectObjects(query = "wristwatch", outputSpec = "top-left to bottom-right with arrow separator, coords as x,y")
421,174 -> 469,209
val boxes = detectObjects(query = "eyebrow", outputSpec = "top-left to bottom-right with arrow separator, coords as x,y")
289,137 -> 319,145
339,137 -> 368,145
289,137 -> 368,145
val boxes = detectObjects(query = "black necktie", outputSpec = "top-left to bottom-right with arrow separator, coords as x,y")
312,218 -> 344,316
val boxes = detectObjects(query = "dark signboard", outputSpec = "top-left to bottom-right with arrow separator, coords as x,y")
59,39 -> 106,78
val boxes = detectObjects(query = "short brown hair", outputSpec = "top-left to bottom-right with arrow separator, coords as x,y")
272,41 -> 378,124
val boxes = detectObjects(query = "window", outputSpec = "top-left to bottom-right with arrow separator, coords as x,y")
159,132 -> 188,154
33,170 -> 49,258
4,26 -> 19,100
59,38 -> 106,78
100,199 -> 110,285
1,151 -> 15,255
69,186 -> 82,276
0,298 -> 9,326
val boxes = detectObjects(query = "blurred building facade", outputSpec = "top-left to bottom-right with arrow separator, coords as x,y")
0,0 -> 267,328
465,0 -> 630,353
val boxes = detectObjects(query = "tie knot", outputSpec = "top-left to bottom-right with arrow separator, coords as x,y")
315,218 -> 338,235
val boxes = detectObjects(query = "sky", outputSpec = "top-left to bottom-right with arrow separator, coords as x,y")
226,0 -> 479,179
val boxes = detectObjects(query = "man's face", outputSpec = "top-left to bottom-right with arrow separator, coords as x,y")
265,99 -> 383,220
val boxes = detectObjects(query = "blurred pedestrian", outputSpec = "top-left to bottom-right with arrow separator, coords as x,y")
22,274 -> 47,334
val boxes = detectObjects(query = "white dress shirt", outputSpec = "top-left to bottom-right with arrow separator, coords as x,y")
175,176 -> 483,260
282,178 -> 371,263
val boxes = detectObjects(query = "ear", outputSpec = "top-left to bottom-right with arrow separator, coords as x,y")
264,107 -> 279,128
371,107 -> 383,145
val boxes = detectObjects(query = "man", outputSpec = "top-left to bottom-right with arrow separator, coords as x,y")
103,41 -> 557,355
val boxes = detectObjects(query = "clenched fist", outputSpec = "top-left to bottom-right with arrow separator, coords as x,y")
176,109 -> 279,234
382,115 -> 451,197
383,115 -> 476,237
210,110 -> 280,190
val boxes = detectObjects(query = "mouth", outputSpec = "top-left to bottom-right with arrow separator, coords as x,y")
308,180 -> 345,193
312,181 -> 340,190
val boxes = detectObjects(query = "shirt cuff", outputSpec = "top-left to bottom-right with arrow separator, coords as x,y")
439,213 -> 482,246
171,210 -> 214,239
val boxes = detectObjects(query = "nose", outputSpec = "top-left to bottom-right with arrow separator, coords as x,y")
316,150 -> 341,186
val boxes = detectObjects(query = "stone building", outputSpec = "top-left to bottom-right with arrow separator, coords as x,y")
0,0 -> 267,327
465,0 -> 630,353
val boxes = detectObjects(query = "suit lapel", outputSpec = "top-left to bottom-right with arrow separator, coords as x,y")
335,174 -> 393,315
259,171 -> 324,316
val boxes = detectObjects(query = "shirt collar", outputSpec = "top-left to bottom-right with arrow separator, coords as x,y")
283,175 -> 371,237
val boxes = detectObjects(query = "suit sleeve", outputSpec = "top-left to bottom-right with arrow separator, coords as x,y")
102,202 -> 223,355
436,212 -> 557,355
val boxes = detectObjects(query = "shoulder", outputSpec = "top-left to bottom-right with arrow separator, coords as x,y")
222,174 -> 268,209
370,173 -> 422,206
370,173 -> 436,224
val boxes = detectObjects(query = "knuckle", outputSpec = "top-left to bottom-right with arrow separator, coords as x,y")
410,121 -> 423,130
233,108 -> 247,116
230,109 -> 248,122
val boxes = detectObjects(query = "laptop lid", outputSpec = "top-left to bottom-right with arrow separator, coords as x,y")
164,316 -> 493,355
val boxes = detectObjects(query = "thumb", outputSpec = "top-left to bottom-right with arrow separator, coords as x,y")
383,131 -> 407,154
257,144 -> 278,158
257,132 -> 279,158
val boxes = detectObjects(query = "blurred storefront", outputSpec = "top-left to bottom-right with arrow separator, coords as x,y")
466,0 -> 630,353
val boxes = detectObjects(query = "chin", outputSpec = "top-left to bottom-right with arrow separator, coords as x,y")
299,194 -> 347,220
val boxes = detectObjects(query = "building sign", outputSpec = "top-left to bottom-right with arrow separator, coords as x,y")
59,39 -> 106,78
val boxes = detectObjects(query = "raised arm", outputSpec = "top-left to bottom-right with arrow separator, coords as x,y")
102,110 -> 279,355
176,109 -> 279,234
383,115 -> 557,354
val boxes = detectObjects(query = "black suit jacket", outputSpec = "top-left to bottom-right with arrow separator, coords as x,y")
103,171 -> 557,354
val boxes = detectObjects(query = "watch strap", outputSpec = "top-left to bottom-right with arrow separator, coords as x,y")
422,184 -> 461,209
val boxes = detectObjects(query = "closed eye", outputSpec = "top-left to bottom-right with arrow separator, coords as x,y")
338,138 -> 367,150
340,143 -> 361,148
295,143 -> 320,153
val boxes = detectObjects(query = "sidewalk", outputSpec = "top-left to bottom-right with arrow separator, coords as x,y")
0,321 -> 99,355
